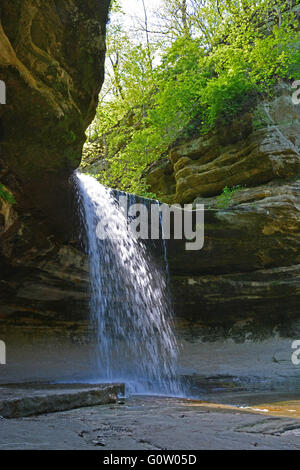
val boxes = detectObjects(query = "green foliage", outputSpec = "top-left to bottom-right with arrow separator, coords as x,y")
84,0 -> 300,195
252,106 -> 273,129
70,131 -> 76,142
0,184 -> 15,204
216,185 -> 244,209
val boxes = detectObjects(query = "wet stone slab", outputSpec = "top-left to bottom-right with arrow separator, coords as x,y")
0,383 -> 125,418
1,395 -> 300,450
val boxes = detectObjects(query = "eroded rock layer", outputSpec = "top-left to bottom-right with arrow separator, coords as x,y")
1,3 -> 300,389
147,83 -> 300,205
0,1 -> 110,340
151,83 -> 300,345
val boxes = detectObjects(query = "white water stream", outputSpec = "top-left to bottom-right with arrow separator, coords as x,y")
75,172 -> 181,395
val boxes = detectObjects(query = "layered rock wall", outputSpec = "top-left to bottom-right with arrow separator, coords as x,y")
0,1 -> 110,380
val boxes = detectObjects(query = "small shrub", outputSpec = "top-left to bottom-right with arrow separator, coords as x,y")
216,185 -> 243,209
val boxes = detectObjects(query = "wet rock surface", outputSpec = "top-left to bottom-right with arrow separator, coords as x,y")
0,383 -> 124,418
1,395 -> 300,450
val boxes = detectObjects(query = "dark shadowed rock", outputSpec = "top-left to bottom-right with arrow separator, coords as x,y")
0,1 -> 110,330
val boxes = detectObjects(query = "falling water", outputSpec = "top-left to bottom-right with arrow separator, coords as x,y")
75,172 -> 180,395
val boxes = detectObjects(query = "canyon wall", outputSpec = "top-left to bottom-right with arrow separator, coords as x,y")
154,83 -> 300,391
0,1 -> 110,382
1,2 -> 300,390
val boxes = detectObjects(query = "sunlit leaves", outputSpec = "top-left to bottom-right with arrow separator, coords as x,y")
86,0 -> 300,196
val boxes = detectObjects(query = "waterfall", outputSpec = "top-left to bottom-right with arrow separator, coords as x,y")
75,172 -> 181,395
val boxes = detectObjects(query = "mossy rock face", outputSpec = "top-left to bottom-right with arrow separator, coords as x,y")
0,1 -> 109,240
0,1 -> 110,333
146,81 -> 300,339
0,0 -> 110,219
145,159 -> 176,200
146,83 -> 300,204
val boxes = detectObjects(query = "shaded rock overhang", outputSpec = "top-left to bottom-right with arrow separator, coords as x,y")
0,0 -> 110,243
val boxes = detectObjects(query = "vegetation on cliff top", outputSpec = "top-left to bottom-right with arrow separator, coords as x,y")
82,0 -> 300,197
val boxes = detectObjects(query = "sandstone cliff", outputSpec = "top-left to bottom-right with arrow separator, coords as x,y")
145,83 -> 300,345
0,1 -> 109,344
1,2 -> 300,389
